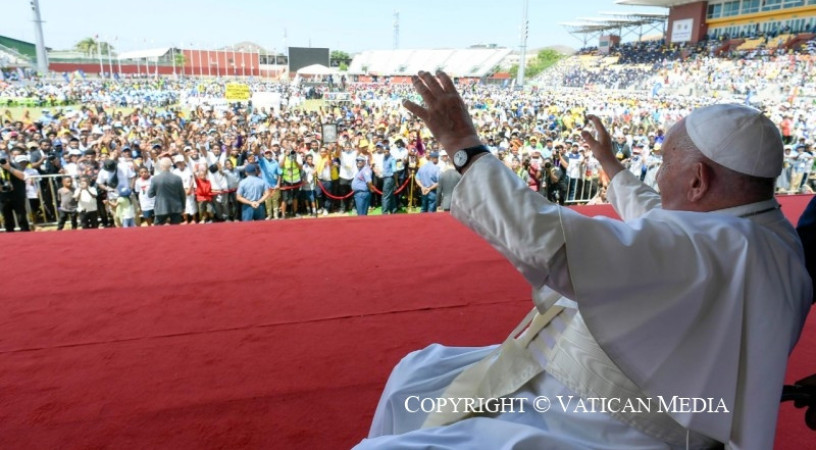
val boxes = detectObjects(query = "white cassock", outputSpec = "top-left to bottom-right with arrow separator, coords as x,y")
355,156 -> 812,450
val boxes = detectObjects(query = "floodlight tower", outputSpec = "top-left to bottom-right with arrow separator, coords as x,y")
30,0 -> 48,74
517,0 -> 530,88
394,11 -> 400,49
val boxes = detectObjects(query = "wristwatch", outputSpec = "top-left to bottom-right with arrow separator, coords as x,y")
453,145 -> 490,174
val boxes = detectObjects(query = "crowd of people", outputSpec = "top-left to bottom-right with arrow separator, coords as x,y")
1,39 -> 816,231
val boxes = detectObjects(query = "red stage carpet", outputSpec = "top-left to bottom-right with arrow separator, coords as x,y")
0,196 -> 814,449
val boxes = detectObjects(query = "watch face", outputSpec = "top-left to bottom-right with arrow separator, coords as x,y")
454,150 -> 468,168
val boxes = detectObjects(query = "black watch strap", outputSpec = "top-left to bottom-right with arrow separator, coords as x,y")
454,145 -> 490,174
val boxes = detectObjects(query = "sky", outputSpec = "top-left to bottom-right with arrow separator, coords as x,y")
4,0 -> 665,54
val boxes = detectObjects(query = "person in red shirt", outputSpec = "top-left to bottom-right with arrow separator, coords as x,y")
780,114 -> 794,145
194,166 -> 213,223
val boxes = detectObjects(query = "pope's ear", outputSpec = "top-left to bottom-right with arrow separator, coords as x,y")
687,161 -> 712,203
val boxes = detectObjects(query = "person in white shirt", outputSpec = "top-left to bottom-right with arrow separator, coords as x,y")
73,175 -> 98,229
356,71 -> 811,450
338,147 -> 358,212
134,166 -> 155,226
171,155 -> 197,223
207,163 -> 229,222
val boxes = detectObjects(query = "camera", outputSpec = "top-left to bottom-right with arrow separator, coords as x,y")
289,149 -> 296,157
0,158 -> 6,165
544,162 -> 553,170
208,164 -> 219,174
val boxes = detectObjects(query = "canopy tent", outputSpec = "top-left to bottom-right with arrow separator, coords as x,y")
296,64 -> 336,76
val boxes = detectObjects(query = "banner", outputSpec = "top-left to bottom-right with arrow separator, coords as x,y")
671,18 -> 693,43
225,83 -> 251,101
324,92 -> 351,102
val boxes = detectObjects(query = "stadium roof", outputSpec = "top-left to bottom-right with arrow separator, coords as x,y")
614,0 -> 699,7
348,48 -> 512,77
562,8 -> 668,44
117,48 -> 171,60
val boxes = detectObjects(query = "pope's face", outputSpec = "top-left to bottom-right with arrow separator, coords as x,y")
656,121 -> 695,211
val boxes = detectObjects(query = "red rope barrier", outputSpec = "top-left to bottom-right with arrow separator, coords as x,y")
316,179 -> 355,200
370,175 -> 412,196
278,182 -> 304,191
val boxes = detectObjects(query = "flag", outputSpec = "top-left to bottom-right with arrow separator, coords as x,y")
62,72 -> 70,83
78,70 -> 86,80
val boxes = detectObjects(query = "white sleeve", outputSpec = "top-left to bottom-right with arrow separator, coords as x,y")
606,169 -> 662,221
450,156 -> 574,299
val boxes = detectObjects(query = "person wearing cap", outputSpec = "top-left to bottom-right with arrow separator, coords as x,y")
0,149 -> 31,232
350,156 -> 374,216
258,148 -> 283,220
627,141 -> 646,181
114,187 -> 136,228
147,157 -> 186,225
356,72 -> 811,450
17,154 -> 41,226
237,164 -> 270,221
415,151 -> 441,213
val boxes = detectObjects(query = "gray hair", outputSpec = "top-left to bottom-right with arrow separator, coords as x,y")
158,157 -> 173,172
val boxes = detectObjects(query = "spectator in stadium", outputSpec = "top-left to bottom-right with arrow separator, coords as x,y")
258,149 -> 282,220
115,187 -> 136,228
148,157 -> 185,226
436,162 -> 461,212
56,175 -> 78,230
74,175 -> 98,229
415,151 -> 440,213
351,155 -> 373,216
134,166 -> 154,226
237,164 -> 269,221
300,154 -> 318,217
280,148 -> 302,219
171,155 -> 196,224
356,71 -> 810,449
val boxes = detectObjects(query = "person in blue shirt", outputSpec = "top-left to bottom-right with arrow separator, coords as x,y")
236,164 -> 270,221
415,152 -> 441,213
257,149 -> 282,219
351,156 -> 374,216
381,151 -> 398,214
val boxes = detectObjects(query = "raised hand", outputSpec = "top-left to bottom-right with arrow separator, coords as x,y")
581,114 -> 624,179
402,71 -> 481,156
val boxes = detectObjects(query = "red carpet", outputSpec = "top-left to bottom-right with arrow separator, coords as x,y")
0,196 -> 814,449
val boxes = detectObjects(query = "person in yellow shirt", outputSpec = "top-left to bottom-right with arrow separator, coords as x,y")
315,146 -> 335,214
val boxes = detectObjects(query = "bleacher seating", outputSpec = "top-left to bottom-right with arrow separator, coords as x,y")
737,37 -> 765,51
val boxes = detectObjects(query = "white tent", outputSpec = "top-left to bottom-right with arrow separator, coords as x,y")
296,64 -> 336,76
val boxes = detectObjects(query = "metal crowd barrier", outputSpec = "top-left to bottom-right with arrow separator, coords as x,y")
563,176 -> 602,205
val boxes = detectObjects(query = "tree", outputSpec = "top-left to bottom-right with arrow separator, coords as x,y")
331,50 -> 350,61
339,62 -> 348,72
74,37 -> 97,57
509,49 -> 564,79
74,37 -> 115,57
174,52 -> 186,68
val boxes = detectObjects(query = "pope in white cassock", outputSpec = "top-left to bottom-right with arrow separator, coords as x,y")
354,71 -> 812,450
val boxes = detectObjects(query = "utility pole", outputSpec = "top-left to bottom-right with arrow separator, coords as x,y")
517,0 -> 530,89
30,0 -> 48,74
